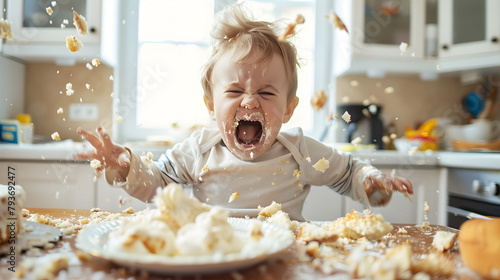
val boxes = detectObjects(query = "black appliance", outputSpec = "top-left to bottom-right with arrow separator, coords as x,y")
337,103 -> 384,149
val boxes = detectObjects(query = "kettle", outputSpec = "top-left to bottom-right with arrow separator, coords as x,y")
336,103 -> 385,149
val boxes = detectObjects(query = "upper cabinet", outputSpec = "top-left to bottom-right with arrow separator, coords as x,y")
350,0 -> 424,58
333,0 -> 500,79
438,0 -> 500,58
2,0 -> 101,64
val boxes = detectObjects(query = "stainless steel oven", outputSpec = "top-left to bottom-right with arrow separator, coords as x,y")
447,168 -> 500,229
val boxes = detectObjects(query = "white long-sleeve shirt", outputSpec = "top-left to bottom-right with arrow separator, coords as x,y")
106,127 -> 383,221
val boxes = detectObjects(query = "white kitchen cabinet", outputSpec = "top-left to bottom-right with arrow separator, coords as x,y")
96,178 -> 151,212
438,0 -> 500,58
333,0 -> 429,77
0,161 -> 97,209
332,0 -> 500,78
343,167 -> 447,226
3,0 -> 101,64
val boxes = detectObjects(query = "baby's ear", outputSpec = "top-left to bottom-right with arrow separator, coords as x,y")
204,96 -> 216,120
283,97 -> 299,123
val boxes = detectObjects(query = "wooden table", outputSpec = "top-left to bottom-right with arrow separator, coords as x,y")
0,208 -> 482,280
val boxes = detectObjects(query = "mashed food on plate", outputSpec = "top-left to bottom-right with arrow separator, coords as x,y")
105,184 -> 292,258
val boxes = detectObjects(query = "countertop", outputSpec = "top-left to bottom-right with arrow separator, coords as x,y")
0,208 -> 476,280
0,141 -> 499,170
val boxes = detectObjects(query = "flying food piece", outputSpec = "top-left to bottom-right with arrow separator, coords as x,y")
327,11 -> 349,34
72,10 -> 88,35
0,19 -> 13,39
51,132 -> 61,141
311,90 -> 328,111
66,35 -> 83,52
278,14 -> 305,41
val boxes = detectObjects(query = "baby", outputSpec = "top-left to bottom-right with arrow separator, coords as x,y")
76,3 -> 412,221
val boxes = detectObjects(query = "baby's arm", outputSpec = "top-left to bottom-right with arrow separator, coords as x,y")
354,162 -> 413,207
75,126 -> 131,182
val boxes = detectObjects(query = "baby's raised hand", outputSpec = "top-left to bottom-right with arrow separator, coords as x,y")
75,126 -> 131,179
363,172 -> 413,206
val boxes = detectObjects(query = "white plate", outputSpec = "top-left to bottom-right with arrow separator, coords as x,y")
76,217 -> 294,275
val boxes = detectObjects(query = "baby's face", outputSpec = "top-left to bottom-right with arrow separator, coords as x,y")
207,49 -> 296,160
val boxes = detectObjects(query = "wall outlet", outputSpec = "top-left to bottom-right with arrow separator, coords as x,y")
69,103 -> 99,121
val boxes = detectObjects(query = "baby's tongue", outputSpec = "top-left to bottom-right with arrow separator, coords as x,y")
237,121 -> 261,142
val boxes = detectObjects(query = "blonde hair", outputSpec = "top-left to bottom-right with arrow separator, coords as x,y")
201,3 -> 299,102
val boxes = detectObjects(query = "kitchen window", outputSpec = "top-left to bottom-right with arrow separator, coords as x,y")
117,0 -> 326,143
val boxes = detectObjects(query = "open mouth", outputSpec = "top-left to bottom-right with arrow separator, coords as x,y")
236,120 -> 263,145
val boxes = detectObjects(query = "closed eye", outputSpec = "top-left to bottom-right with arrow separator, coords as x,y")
259,91 -> 277,99
225,90 -> 244,97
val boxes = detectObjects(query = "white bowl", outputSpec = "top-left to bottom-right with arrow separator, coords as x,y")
393,139 -> 423,154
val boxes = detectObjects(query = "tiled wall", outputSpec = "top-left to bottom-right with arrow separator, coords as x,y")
24,63 -> 113,141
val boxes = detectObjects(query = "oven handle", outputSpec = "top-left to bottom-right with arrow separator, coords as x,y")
447,206 -> 492,220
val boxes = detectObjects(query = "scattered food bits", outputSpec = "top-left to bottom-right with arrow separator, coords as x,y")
51,132 -> 61,141
327,11 -> 349,34
90,159 -> 101,169
423,201 -> 430,213
85,63 -> 93,70
85,83 -> 91,90
384,86 -> 395,94
312,157 -> 330,173
350,80 -> 359,87
145,151 -> 154,163
293,169 -> 301,180
56,107 -> 64,114
278,14 -> 305,41
91,58 -> 101,67
228,192 -> 240,203
305,156 -> 311,163
341,111 -> 351,123
65,83 -> 74,96
399,42 -> 409,54
432,231 -> 457,251
46,7 -> 54,15
115,116 -> 123,123
311,90 -> 328,110
109,75 -> 114,80
0,19 -> 13,39
72,10 -> 88,35
66,35 -> 83,52
201,164 -> 210,173
351,136 -> 362,145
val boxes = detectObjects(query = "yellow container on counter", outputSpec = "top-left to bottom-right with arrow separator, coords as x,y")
17,114 -> 34,143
